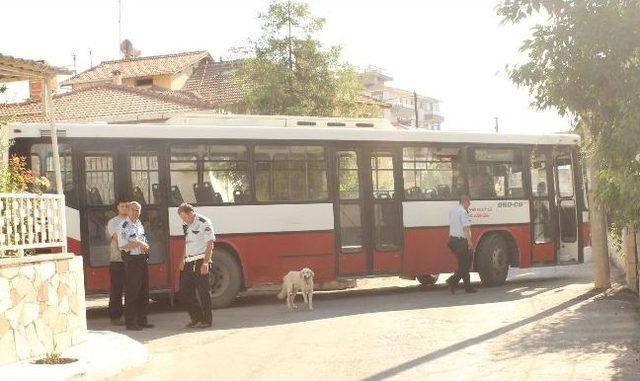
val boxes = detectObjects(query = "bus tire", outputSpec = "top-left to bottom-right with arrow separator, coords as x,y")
476,234 -> 510,287
416,274 -> 439,285
209,249 -> 243,309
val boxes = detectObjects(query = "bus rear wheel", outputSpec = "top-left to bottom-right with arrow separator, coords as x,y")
416,274 -> 439,285
476,234 -> 510,287
209,248 -> 243,308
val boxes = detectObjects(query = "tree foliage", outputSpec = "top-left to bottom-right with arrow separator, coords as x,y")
497,0 -> 640,227
234,0 -> 380,118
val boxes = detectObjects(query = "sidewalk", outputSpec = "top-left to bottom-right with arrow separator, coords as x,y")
0,330 -> 147,381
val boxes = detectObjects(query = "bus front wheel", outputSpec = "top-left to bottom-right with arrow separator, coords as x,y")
476,234 -> 510,287
209,248 -> 243,308
416,274 -> 439,285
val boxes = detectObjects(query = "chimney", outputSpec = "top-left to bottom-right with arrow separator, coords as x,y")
28,76 -> 58,102
111,70 -> 123,85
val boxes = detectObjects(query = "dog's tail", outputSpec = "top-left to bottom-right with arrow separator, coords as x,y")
277,284 -> 286,299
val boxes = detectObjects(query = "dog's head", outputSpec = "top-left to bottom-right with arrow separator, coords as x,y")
301,267 -> 314,281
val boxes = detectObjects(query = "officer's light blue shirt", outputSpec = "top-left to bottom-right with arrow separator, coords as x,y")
117,218 -> 147,255
449,203 -> 471,238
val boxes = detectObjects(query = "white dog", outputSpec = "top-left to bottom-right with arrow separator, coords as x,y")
277,268 -> 315,310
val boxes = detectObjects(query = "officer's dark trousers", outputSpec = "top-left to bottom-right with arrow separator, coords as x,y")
123,254 -> 149,327
447,237 -> 472,287
108,261 -> 125,320
180,259 -> 212,324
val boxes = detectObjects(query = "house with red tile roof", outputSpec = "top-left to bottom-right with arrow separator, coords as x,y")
1,51 -> 240,123
2,50 -> 388,124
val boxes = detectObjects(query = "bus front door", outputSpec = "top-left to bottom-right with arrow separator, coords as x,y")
530,149 -> 580,265
554,150 -> 580,264
333,148 -> 403,276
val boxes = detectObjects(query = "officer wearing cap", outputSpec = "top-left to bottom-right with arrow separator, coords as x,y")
177,203 -> 215,329
118,201 -> 154,331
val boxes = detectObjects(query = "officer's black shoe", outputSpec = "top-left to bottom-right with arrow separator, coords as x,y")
185,320 -> 199,329
196,322 -> 212,329
126,325 -> 143,331
446,277 -> 456,295
465,287 -> 477,293
139,323 -> 155,328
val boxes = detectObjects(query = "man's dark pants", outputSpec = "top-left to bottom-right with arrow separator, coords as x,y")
123,254 -> 149,327
108,261 -> 125,320
447,237 -> 472,288
180,259 -> 212,324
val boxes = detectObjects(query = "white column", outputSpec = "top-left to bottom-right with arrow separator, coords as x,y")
42,77 -> 67,253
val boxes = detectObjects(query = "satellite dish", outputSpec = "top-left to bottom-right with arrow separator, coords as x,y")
120,39 -> 141,59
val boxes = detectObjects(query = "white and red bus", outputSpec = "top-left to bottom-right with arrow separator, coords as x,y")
9,116 -> 589,307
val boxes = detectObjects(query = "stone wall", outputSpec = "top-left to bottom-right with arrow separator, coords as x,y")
0,253 -> 87,366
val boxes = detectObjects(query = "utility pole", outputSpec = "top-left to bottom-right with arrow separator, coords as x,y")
118,0 -> 123,46
414,91 -> 419,129
72,52 -> 77,73
494,117 -> 499,132
88,48 -> 93,67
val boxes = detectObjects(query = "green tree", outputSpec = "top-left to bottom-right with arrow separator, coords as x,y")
497,0 -> 640,288
234,0 -> 380,118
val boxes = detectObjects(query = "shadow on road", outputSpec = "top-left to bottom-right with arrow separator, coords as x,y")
360,290 -> 597,381
88,271 -> 586,344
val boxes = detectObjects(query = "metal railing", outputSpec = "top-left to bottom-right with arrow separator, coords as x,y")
0,193 -> 67,256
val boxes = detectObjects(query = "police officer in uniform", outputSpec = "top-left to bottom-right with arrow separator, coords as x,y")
446,194 -> 477,294
106,198 -> 128,326
177,203 -> 215,329
118,201 -> 154,331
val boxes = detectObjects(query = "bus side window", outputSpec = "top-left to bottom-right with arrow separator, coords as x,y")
469,148 -> 524,200
29,143 -> 76,206
254,145 -> 327,202
402,146 -> 460,200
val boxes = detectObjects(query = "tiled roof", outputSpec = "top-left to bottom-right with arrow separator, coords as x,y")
60,51 -> 209,86
182,58 -> 244,105
0,53 -> 71,83
0,84 -> 214,123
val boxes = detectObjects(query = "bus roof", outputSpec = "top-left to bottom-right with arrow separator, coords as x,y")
8,122 -> 580,146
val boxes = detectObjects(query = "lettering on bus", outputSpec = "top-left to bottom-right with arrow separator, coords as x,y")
468,206 -> 493,219
497,201 -> 525,208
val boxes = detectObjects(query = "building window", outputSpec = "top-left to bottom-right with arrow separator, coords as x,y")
135,77 -> 153,87
403,146 -> 461,200
254,145 -> 327,202
469,148 -> 524,199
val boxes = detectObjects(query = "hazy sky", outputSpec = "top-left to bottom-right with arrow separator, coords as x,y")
1,0 -> 571,133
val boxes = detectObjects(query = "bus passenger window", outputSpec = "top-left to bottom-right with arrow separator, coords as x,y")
556,155 -> 574,198
84,153 -> 115,206
254,145 -> 327,202
371,152 -> 395,200
203,145 -> 249,204
170,147 -> 200,205
469,148 -> 524,199
30,143 -> 75,202
402,146 -> 460,200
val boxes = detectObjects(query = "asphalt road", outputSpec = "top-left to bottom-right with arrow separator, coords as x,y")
91,262 -> 640,381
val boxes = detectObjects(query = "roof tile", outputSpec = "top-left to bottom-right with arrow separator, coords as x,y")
61,51 -> 209,86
